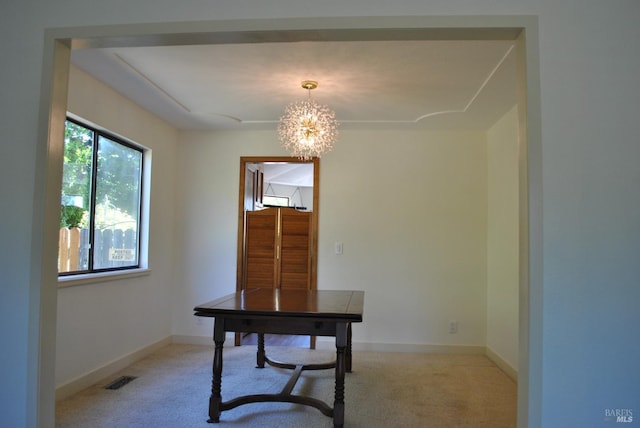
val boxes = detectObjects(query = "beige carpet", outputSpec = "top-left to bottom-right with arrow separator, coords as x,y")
56,344 -> 516,427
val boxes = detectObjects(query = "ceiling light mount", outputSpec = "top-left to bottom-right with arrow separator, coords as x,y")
278,80 -> 339,160
301,80 -> 318,91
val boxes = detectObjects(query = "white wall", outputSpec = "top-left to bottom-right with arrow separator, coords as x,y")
173,129 -> 489,349
56,66 -> 179,388
4,3 -> 640,428
486,105 -> 520,371
540,6 -> 640,425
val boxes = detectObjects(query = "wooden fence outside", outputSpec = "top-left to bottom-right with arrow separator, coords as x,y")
58,227 -> 137,272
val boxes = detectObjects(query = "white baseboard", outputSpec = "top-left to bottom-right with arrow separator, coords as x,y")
178,334 -> 486,355
485,346 -> 518,382
315,337 -> 486,354
55,336 -> 172,401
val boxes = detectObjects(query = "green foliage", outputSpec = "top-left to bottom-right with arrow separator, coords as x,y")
61,120 -> 142,218
64,121 -> 93,165
62,121 -> 93,210
95,137 -> 142,217
60,205 -> 86,228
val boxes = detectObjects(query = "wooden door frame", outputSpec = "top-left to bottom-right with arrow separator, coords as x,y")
236,156 -> 320,294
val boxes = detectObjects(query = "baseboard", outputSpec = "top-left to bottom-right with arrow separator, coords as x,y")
315,337 -> 486,354
485,346 -> 518,382
55,336 -> 172,401
175,335 -> 487,355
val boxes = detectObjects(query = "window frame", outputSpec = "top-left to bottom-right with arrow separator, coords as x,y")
59,116 -> 146,277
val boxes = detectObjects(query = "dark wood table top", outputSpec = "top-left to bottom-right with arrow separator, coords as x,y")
194,288 -> 364,322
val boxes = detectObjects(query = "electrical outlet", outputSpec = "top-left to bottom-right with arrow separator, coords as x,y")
196,317 -> 203,326
448,320 -> 458,334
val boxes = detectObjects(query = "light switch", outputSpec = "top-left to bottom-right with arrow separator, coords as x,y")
334,241 -> 343,255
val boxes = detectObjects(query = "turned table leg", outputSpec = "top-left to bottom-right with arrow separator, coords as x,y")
334,322 -> 348,428
256,332 -> 266,368
208,319 -> 225,423
346,322 -> 353,373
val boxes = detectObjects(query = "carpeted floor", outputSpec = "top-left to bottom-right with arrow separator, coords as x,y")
56,344 -> 517,427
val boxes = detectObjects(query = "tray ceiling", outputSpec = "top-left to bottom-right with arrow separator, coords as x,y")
71,39 -> 517,132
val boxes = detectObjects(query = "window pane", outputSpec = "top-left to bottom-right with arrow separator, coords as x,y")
59,121 -> 93,273
93,136 -> 143,270
263,195 -> 289,207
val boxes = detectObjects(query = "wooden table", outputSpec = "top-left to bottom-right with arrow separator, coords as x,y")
194,288 -> 364,428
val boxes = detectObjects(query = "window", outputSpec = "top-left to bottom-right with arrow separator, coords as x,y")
263,195 -> 290,207
59,118 -> 144,275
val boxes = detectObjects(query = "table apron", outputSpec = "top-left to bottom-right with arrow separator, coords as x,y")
219,317 -> 341,337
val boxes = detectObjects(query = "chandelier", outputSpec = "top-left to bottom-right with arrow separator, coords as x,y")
278,80 -> 339,160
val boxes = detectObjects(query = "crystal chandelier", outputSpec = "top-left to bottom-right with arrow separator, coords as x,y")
278,80 -> 339,160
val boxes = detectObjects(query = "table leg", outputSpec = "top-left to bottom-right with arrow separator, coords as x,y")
256,332 -> 266,368
208,319 -> 225,423
334,322 -> 347,428
346,322 -> 353,373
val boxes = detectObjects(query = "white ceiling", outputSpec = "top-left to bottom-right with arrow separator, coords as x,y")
262,162 -> 314,188
70,39 -> 517,132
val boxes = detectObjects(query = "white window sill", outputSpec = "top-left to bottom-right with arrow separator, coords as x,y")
57,268 -> 151,288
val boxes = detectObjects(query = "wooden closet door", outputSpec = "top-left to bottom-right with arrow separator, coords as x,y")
244,208 -> 278,289
279,208 -> 312,289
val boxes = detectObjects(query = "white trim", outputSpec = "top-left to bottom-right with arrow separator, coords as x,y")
176,334 -> 486,354
39,17 -> 541,427
316,338 -> 486,354
55,336 -> 171,401
486,346 -> 518,382
57,268 -> 151,288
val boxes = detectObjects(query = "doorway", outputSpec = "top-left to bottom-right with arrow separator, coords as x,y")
235,156 -> 320,347
38,17 -> 540,427
236,156 -> 319,292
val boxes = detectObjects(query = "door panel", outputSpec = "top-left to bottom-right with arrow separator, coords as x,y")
279,208 -> 311,289
244,209 -> 278,289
